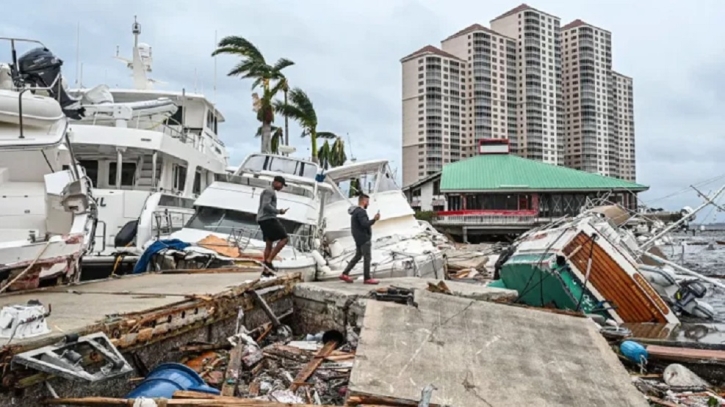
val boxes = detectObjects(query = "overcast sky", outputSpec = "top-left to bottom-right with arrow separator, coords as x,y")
2,0 -> 725,217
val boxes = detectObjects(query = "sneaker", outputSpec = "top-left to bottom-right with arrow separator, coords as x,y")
339,274 -> 353,283
364,279 -> 380,285
264,261 -> 277,271
261,270 -> 276,278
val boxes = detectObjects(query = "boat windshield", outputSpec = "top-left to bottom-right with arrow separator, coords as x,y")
329,164 -> 399,200
240,154 -> 318,179
185,206 -> 305,235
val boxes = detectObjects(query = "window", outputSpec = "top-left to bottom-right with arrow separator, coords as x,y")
108,162 -> 136,187
79,160 -> 99,187
173,164 -> 187,191
193,169 -> 203,195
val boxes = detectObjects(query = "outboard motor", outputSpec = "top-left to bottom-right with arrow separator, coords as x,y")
14,47 -> 84,119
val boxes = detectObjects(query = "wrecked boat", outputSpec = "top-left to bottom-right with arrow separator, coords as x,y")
491,201 -> 719,323
0,38 -> 97,292
315,159 -> 449,281
153,153 -> 331,279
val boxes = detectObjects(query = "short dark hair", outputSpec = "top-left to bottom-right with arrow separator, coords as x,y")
358,193 -> 369,200
273,175 -> 286,186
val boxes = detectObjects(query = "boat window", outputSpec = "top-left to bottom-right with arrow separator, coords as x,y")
173,164 -> 187,191
158,195 -> 195,209
108,162 -> 136,187
377,166 -> 399,193
205,110 -> 218,134
193,169 -> 202,195
241,155 -> 318,179
165,106 -> 184,126
186,206 -> 303,235
79,160 -> 98,187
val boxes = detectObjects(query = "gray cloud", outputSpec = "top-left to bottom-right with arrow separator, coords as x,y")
2,0 -> 725,215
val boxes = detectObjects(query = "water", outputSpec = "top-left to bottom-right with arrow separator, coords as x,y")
631,231 -> 725,347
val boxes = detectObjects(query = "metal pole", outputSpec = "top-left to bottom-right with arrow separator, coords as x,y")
115,149 -> 122,189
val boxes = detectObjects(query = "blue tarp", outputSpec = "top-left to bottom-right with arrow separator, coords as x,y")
133,239 -> 190,274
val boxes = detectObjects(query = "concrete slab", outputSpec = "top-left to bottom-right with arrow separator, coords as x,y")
349,290 -> 648,407
295,277 -> 517,304
0,271 -> 263,345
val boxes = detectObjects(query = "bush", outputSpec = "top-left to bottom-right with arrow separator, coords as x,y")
414,210 -> 438,222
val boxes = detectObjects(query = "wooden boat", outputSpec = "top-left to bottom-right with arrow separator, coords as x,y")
491,216 -> 681,324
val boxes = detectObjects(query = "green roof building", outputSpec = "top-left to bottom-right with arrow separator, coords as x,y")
404,139 -> 648,240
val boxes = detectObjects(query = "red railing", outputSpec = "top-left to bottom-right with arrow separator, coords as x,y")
436,209 -> 538,216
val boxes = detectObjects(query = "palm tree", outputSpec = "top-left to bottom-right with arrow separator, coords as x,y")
318,137 -> 347,169
273,88 -> 335,163
255,125 -> 283,154
212,36 -> 293,153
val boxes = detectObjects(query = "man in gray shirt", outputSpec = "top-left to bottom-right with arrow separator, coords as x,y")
257,175 -> 289,275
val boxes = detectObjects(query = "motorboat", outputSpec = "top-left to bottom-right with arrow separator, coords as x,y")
316,159 -> 448,281
0,38 -> 97,291
150,154 -> 331,280
64,18 -> 230,271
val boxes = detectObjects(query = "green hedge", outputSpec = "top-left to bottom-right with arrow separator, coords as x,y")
414,210 -> 438,222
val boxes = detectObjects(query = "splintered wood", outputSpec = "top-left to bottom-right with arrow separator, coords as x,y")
290,340 -> 338,391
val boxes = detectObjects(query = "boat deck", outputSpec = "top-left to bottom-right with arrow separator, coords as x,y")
0,269 -> 270,348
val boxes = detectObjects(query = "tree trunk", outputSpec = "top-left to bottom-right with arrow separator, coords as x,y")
261,121 -> 272,153
283,89 -> 289,147
310,129 -> 318,163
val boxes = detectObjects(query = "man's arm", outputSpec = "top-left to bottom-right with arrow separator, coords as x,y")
260,190 -> 279,214
355,208 -> 376,228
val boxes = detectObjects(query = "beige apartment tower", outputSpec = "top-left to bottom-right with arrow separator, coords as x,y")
490,4 -> 564,165
401,3 -> 636,186
561,20 -> 614,176
401,46 -> 465,186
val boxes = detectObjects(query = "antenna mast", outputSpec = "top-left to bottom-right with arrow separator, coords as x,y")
347,133 -> 356,162
75,23 -> 80,87
213,30 -> 218,103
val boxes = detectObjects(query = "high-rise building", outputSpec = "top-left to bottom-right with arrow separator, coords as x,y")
491,4 -> 564,165
612,71 -> 636,181
401,46 -> 465,186
401,4 -> 636,186
561,20 -> 613,176
440,24 -> 518,156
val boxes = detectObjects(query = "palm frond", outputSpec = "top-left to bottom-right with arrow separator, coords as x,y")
273,100 -> 308,125
316,131 -> 338,140
213,36 -> 265,63
272,58 -> 295,73
286,88 -> 317,125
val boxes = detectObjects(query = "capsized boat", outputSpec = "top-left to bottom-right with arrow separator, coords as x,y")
0,39 -> 97,291
316,159 -> 449,281
491,203 -> 719,323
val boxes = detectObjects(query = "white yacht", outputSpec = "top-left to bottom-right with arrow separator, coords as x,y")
163,153 -> 330,280
0,38 -> 96,291
67,18 -> 229,268
316,160 -> 448,281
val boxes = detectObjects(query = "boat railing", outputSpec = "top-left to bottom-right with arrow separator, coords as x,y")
152,208 -> 193,238
213,173 -> 315,199
224,225 -> 315,254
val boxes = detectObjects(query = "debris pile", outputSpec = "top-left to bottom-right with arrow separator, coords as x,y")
178,324 -> 356,405
445,243 -> 500,282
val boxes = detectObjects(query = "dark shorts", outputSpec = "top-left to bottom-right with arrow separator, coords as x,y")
258,218 -> 288,242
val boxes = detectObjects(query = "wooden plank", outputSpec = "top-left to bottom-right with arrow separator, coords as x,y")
647,345 -> 725,364
563,232 -> 669,323
221,342 -> 244,397
290,340 -> 337,391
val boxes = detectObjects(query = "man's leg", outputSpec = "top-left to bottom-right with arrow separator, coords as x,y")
263,240 -> 273,263
269,237 -> 288,261
339,245 -> 362,283
342,245 -> 363,275
361,241 -> 373,282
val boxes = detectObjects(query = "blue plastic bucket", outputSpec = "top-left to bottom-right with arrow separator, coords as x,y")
125,363 -> 220,399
